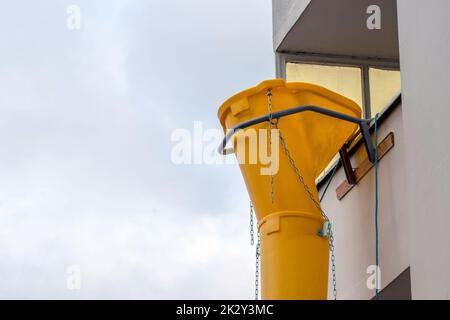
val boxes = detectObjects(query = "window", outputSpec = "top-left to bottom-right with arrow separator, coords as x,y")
285,61 -> 401,119
286,63 -> 363,107
285,62 -> 364,182
284,59 -> 401,181
369,67 -> 401,116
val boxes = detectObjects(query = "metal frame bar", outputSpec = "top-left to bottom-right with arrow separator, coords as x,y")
361,65 -> 372,119
278,52 -> 400,75
218,105 -> 375,166
316,94 -> 401,190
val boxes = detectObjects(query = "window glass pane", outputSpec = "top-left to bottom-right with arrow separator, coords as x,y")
286,62 -> 364,183
285,62 -> 363,107
369,68 -> 401,115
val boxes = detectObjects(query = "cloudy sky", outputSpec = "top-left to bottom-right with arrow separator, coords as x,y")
0,0 -> 274,298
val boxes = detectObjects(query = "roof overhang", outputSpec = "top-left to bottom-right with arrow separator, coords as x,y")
276,0 -> 399,61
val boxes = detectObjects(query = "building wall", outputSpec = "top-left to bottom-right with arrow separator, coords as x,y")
272,0 -> 310,50
397,0 -> 450,299
319,103 -> 410,299
272,0 -> 450,299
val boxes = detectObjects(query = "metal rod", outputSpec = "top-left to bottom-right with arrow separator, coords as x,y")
362,65 -> 372,119
359,122 -> 375,163
219,105 -> 374,163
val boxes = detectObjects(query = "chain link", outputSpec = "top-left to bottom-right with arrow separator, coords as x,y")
274,120 -> 338,300
250,201 -> 259,299
250,202 -> 255,246
329,231 -> 337,299
255,231 -> 261,300
267,90 -> 275,204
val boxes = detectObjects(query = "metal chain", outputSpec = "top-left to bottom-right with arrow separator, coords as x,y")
250,202 -> 254,246
329,230 -> 337,299
250,201 -> 260,299
267,90 -> 275,203
274,122 -> 338,300
255,231 -> 261,300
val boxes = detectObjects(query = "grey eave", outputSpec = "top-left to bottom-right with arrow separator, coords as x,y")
274,0 -> 400,61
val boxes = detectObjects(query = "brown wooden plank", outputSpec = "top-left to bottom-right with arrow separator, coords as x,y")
336,132 -> 395,200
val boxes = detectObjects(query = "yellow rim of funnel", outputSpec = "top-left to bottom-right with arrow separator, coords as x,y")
218,79 -> 362,129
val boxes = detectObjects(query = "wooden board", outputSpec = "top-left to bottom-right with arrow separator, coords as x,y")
336,132 -> 395,200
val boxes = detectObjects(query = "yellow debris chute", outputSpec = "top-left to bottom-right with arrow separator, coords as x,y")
217,79 -> 362,300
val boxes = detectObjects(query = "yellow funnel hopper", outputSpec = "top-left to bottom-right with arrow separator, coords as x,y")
218,79 -> 362,300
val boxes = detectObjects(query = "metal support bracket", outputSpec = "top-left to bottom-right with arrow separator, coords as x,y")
359,122 -> 375,163
336,132 -> 395,200
339,146 -> 357,185
218,105 -> 377,173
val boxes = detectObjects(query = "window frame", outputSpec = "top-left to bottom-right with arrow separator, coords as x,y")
276,52 -> 400,119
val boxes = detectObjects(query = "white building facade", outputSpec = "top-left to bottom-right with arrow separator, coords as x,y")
271,0 -> 450,299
